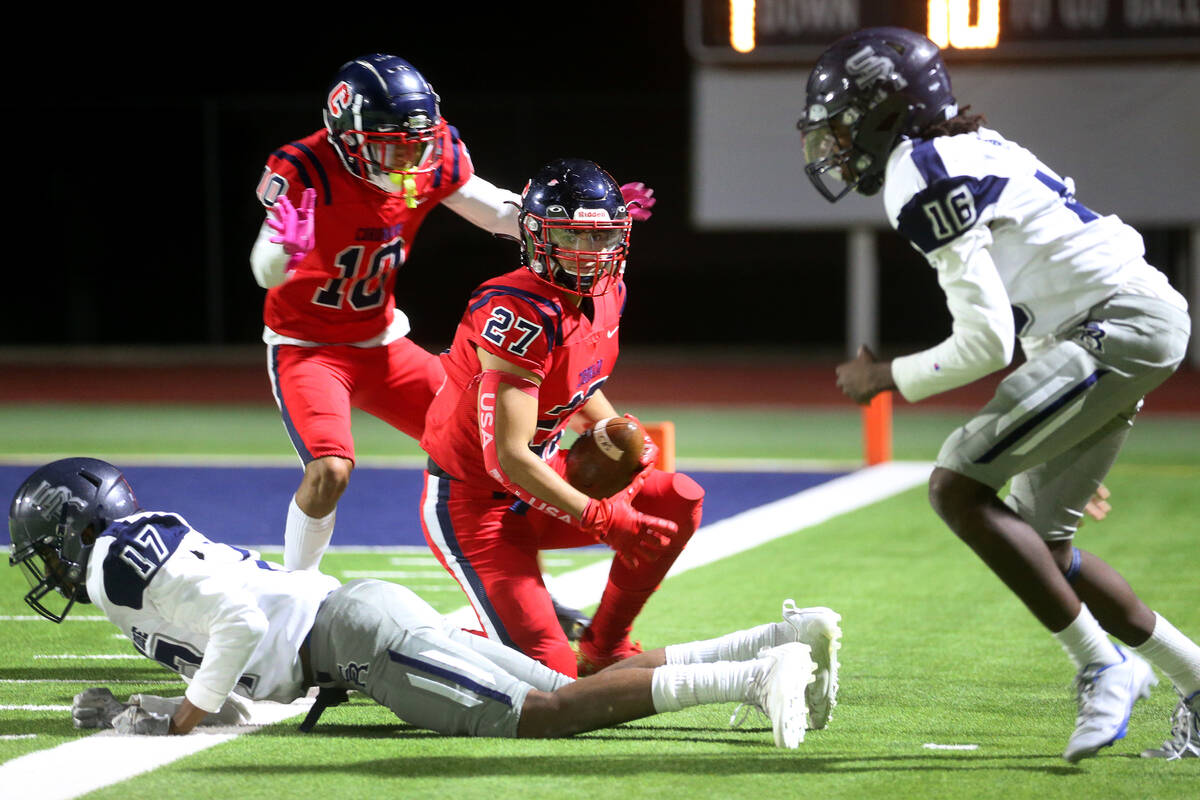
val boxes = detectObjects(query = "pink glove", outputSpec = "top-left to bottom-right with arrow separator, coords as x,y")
620,413 -> 659,501
619,182 -> 656,222
579,497 -> 677,569
267,187 -> 316,270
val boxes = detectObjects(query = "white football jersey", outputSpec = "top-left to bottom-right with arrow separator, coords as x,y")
882,127 -> 1186,401
85,511 -> 340,712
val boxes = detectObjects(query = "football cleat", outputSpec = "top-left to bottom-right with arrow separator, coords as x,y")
576,629 -> 642,677
780,599 -> 842,729
1063,646 -> 1157,763
735,643 -> 816,749
552,597 -> 591,643
1140,689 -> 1199,760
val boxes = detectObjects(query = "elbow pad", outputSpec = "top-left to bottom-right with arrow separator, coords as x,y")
478,369 -> 539,493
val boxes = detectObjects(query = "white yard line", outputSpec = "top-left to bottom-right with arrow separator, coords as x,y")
0,461 -> 931,799
0,699 -> 313,800
1,705 -> 72,712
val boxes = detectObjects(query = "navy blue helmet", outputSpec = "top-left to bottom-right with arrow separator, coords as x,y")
8,458 -> 140,622
323,54 -> 447,186
799,27 -> 957,202
518,158 -> 631,298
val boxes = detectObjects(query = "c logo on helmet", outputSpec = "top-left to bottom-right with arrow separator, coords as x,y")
327,81 -> 354,119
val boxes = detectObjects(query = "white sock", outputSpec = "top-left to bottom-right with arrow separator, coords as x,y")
650,661 -> 759,712
283,496 -> 336,571
1134,612 -> 1200,697
663,622 -> 788,665
1054,604 -> 1121,670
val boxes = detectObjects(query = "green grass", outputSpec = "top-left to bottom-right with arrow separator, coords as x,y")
1,402 -> 1197,798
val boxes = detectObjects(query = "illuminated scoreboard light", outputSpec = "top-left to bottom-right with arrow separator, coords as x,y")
688,0 -> 1200,62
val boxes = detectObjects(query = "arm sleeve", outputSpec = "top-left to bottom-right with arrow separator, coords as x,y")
145,559 -> 269,713
890,226 -> 1015,403
441,174 -> 521,237
249,219 -> 291,289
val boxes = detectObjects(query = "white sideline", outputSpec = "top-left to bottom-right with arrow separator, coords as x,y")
0,700 -> 313,800
1,461 -> 931,799
454,460 -> 933,626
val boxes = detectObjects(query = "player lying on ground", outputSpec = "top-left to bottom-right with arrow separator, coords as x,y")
800,27 -> 1198,762
8,458 -> 842,748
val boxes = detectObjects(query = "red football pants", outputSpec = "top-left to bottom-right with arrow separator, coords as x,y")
268,338 -> 444,464
420,462 -> 705,677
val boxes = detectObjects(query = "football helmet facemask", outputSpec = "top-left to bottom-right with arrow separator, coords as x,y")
799,27 -> 957,202
8,458 -> 140,622
518,158 -> 631,298
323,54 -> 447,192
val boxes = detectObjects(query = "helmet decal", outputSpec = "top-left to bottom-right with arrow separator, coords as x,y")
26,480 -> 87,523
845,46 -> 907,90
327,81 -> 354,119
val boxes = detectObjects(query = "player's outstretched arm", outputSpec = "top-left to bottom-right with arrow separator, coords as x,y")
442,175 -> 522,237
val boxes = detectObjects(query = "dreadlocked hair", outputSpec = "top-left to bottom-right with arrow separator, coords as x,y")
921,106 -> 987,138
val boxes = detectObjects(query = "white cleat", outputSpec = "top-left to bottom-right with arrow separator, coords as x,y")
781,599 -> 842,729
746,642 -> 816,749
1140,689 -> 1199,760
1063,646 -> 1157,763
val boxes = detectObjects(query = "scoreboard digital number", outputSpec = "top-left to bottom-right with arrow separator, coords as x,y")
687,0 -> 1200,62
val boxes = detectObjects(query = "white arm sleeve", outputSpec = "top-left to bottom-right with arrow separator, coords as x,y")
891,227 -> 1015,403
441,174 -> 521,237
249,219 -> 291,289
145,559 -> 269,713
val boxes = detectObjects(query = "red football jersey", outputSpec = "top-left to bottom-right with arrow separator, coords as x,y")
422,268 -> 626,486
254,126 -> 474,343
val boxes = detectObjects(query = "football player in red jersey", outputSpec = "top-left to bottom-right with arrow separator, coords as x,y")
249,55 -> 657,576
420,158 -> 705,678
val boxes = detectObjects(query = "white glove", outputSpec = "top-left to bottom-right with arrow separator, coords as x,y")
112,705 -> 171,736
128,693 -> 251,726
71,687 -> 130,729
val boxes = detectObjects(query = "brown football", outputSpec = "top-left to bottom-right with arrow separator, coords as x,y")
565,417 -> 646,499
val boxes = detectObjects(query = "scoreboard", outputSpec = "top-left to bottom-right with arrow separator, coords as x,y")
687,0 -> 1200,62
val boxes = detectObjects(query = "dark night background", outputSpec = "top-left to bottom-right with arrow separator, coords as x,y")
12,3 -> 1191,361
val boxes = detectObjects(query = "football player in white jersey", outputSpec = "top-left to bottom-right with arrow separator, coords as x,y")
800,28 -> 1198,763
7,458 -> 844,749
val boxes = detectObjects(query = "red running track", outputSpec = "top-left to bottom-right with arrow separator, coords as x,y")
2,348 -> 1196,414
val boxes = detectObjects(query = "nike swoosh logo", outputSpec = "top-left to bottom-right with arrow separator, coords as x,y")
606,327 -> 619,337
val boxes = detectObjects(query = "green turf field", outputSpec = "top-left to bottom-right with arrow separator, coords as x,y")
1,402 -> 1197,798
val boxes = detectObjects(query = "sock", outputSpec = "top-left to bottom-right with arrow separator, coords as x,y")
283,496 -> 336,571
649,661 -> 759,713
586,583 -> 655,653
664,621 -> 787,665
1054,604 -> 1121,670
1134,612 -> 1200,697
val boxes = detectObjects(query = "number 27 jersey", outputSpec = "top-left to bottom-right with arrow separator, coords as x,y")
421,268 -> 626,486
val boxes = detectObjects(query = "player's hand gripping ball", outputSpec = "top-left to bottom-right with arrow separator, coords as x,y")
566,417 -> 647,499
